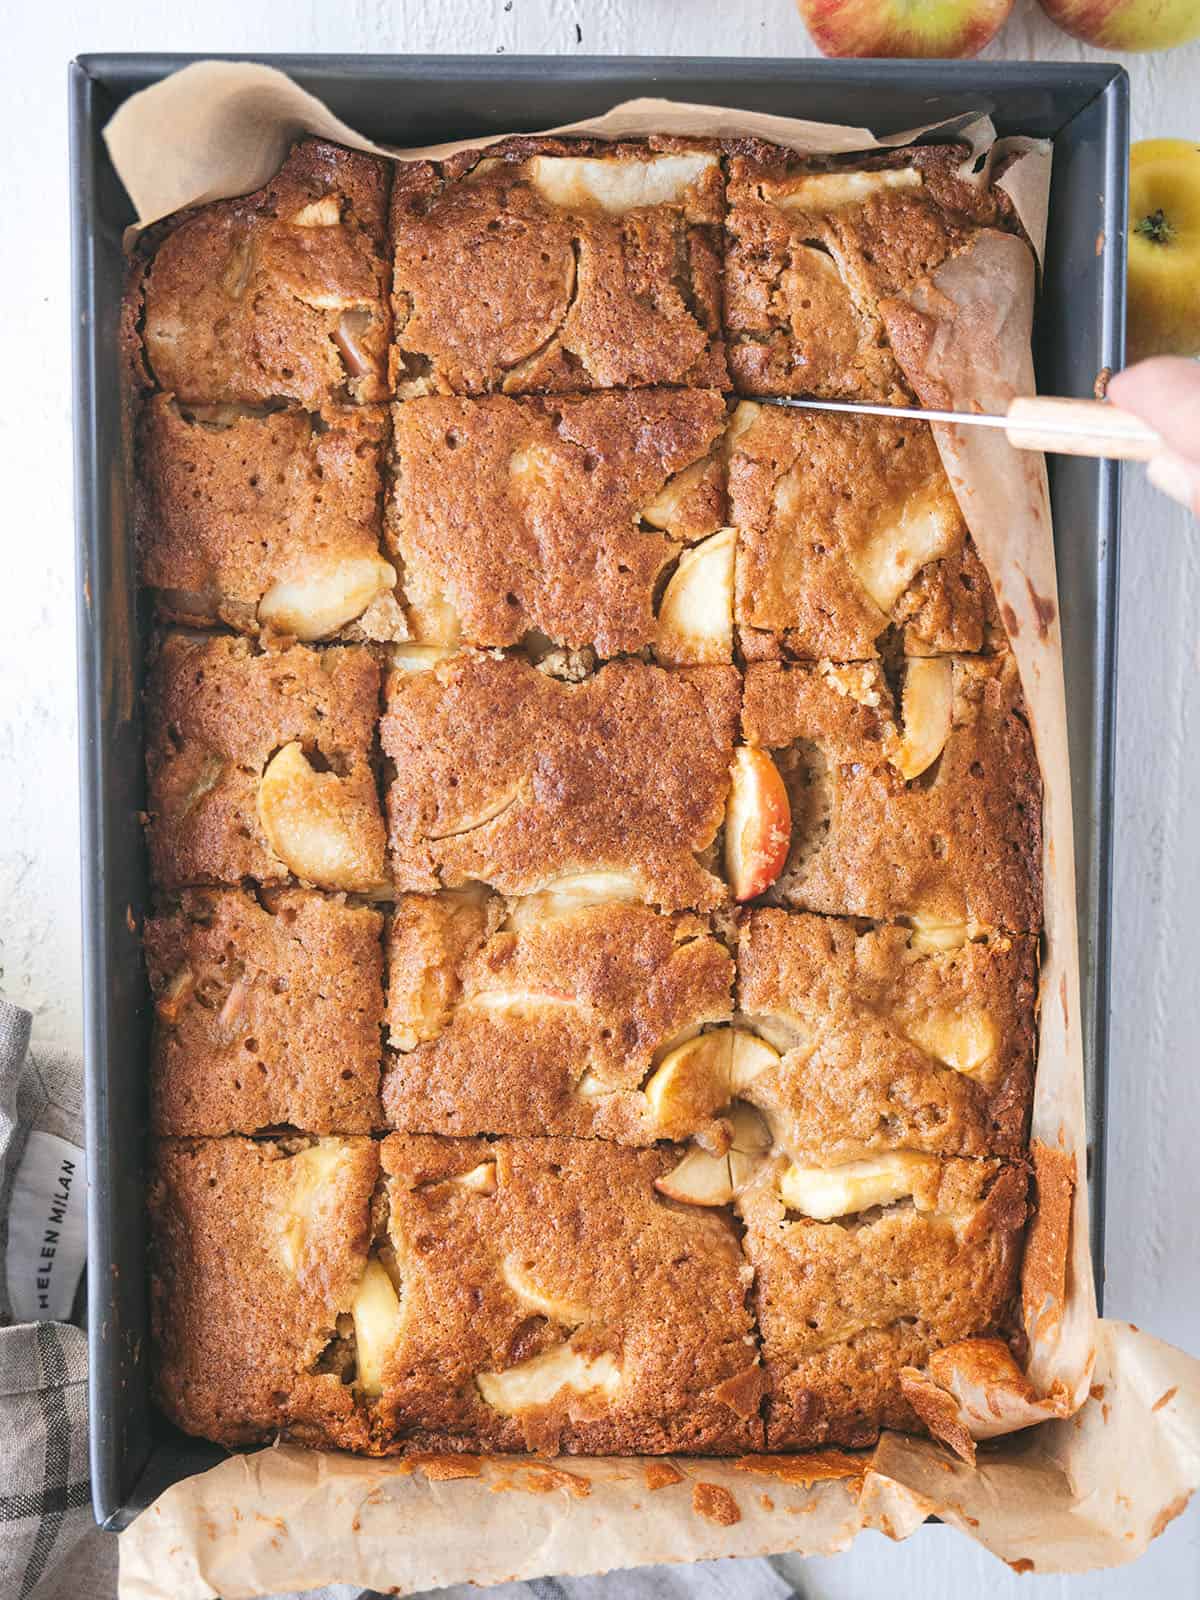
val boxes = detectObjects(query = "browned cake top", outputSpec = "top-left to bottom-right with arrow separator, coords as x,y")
391,137 -> 726,395
740,1154 -> 1026,1448
382,652 -> 740,910
137,140 -> 392,408
383,895 -> 733,1143
145,632 -> 387,894
724,144 -> 1017,399
146,888 -> 385,1137
730,401 -> 1000,660
736,909 -> 1035,1161
149,1136 -> 381,1450
741,655 -> 1042,931
137,398 -> 400,641
374,1134 -> 762,1454
389,390 -> 728,657
140,132 -> 1042,1468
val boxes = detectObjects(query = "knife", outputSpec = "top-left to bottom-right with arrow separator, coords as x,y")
756,395 -> 1163,462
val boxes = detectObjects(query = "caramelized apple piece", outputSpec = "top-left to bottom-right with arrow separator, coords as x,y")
527,153 -> 717,213
654,527 -> 736,666
905,1008 -> 996,1078
729,1029 -> 780,1093
778,1151 -> 937,1222
893,658 -> 953,781
773,167 -> 921,213
258,555 -> 396,642
724,746 -> 791,901
352,1258 -> 403,1396
257,742 -> 383,893
275,1140 -> 353,1272
453,1160 -> 498,1195
502,1258 -> 588,1325
476,1343 -> 620,1413
850,482 -> 961,614
654,1146 -> 734,1207
291,196 -> 342,227
644,1032 -> 733,1139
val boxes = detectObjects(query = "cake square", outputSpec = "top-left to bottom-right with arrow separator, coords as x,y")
149,1136 -> 382,1450
146,888 -> 385,1136
134,139 -> 391,408
730,402 -> 1001,660
388,390 -> 731,659
740,656 -> 1042,931
390,138 -> 727,395
735,909 -> 1036,1162
383,892 -> 733,1142
382,652 -> 740,911
370,1134 -> 763,1454
739,1154 -> 1026,1448
145,633 -> 387,894
136,398 -> 402,640
724,144 -> 1014,399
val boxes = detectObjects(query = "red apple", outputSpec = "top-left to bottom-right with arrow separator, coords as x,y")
1037,0 -> 1200,50
724,746 -> 792,902
797,0 -> 1014,57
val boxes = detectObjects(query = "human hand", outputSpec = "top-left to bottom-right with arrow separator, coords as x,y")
1108,356 -> 1200,515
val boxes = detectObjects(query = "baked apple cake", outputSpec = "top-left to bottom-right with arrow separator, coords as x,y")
131,134 -> 1043,1458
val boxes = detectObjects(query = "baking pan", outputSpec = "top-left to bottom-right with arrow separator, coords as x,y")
69,53 -> 1127,1531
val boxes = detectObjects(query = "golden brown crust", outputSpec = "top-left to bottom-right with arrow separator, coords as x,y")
146,889 -> 384,1135
724,144 -> 1017,399
149,1136 -> 381,1449
1022,1141 -> 1076,1347
382,652 -> 739,910
389,390 -> 726,655
137,399 -> 395,636
740,1156 -> 1027,1448
737,910 -> 1035,1160
142,133 -> 1044,1464
136,139 -> 391,407
374,1134 -> 762,1454
383,897 -> 732,1141
145,632 -> 386,891
742,656 -> 1042,931
391,139 -> 726,395
730,402 -> 1002,660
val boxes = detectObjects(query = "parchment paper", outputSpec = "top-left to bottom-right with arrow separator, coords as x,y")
104,62 -> 1200,1593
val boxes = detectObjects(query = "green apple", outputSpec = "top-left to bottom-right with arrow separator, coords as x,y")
1127,139 -> 1200,361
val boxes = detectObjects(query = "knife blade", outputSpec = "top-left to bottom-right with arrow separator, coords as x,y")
755,394 -> 1163,462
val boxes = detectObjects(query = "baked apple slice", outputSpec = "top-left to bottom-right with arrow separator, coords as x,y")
257,742 -> 384,893
893,658 -> 953,781
778,1151 -> 938,1221
654,527 -> 735,665
258,554 -> 396,641
724,746 -> 791,901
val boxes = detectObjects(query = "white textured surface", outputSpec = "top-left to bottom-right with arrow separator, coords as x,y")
1,0 -> 1197,1592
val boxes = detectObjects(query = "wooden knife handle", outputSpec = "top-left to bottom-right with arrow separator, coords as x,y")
1005,396 -> 1164,461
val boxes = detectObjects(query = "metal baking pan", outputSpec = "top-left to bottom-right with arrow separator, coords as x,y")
70,53 -> 1127,1531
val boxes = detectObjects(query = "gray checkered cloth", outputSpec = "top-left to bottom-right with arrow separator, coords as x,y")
0,997 -> 798,1599
0,999 -> 110,1600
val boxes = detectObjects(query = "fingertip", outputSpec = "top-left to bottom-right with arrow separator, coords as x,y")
1146,451 -> 1200,516
1107,358 -> 1200,461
